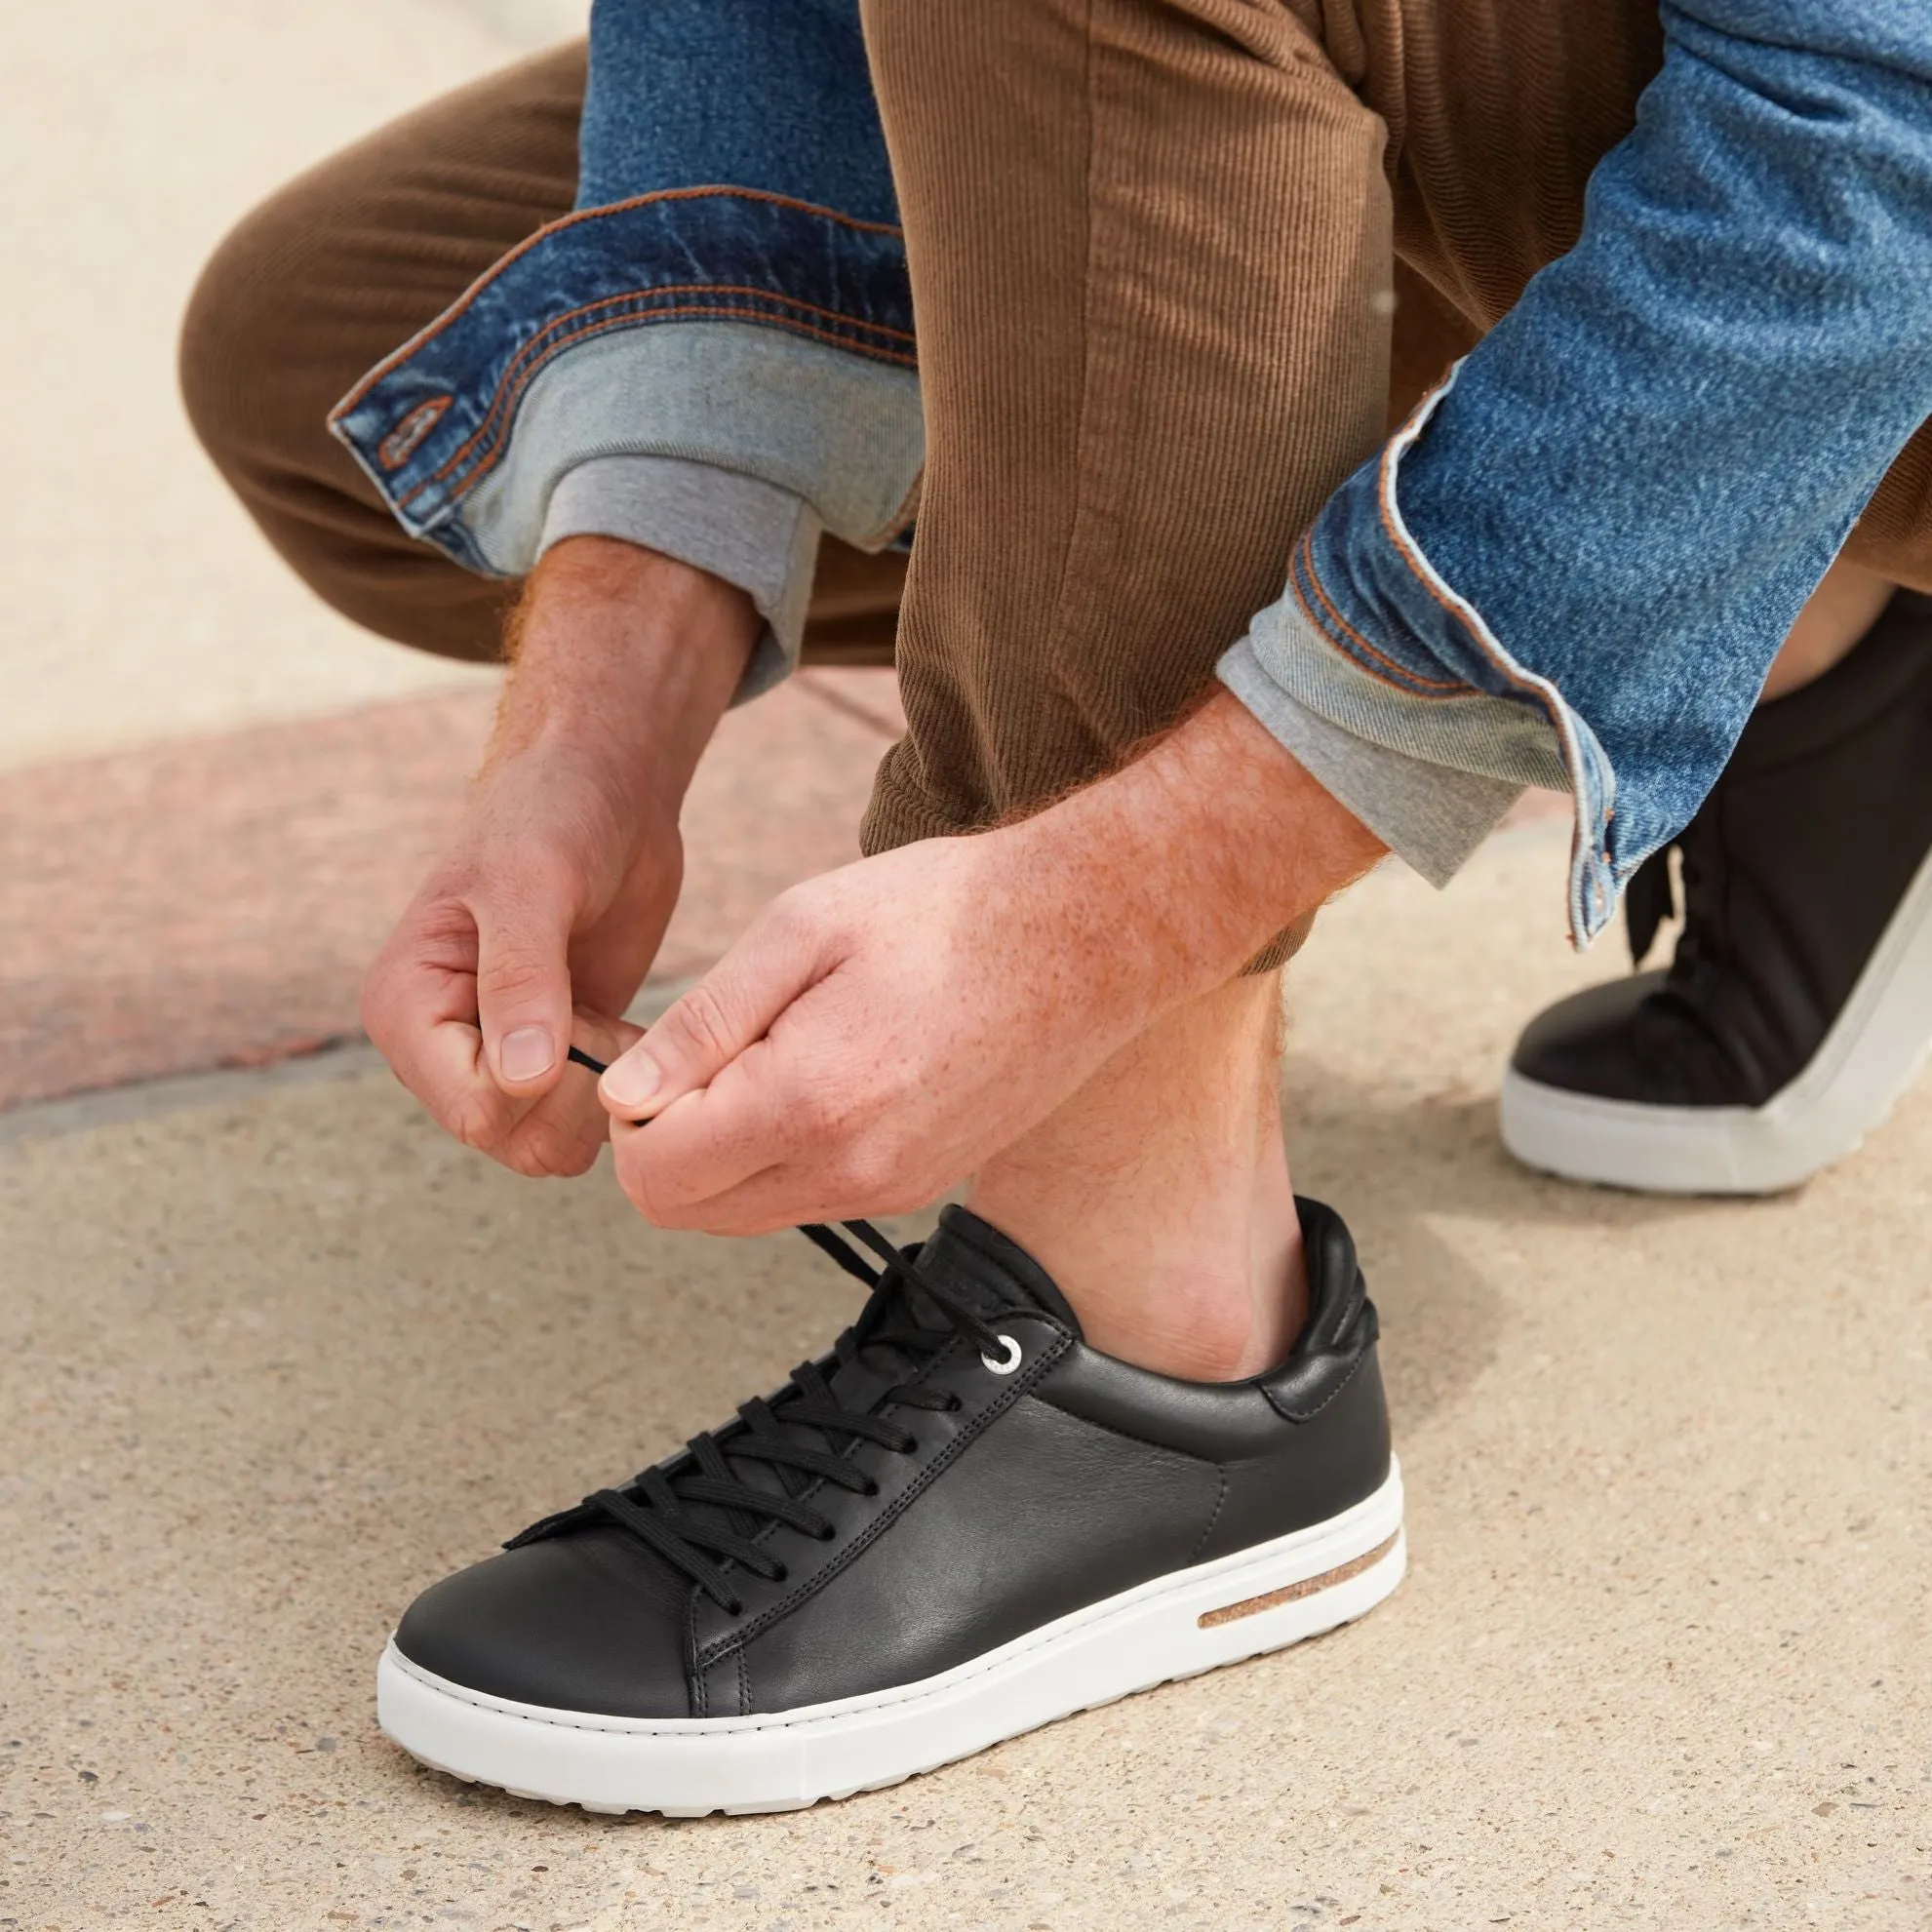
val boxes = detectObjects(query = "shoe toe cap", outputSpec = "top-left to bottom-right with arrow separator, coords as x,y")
1510,969 -> 1739,1106
393,1527 -> 695,1720
1510,972 -> 1663,1096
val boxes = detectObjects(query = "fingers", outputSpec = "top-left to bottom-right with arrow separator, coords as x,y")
360,897 -> 517,1143
572,1008 -> 647,1072
610,1035 -> 801,1212
598,894 -> 829,1122
613,1060 -> 938,1234
608,980 -> 944,1233
488,1008 -> 650,1179
364,876 -> 647,1174
410,1015 -> 508,1151
473,869 -> 578,1100
622,1153 -> 816,1238
359,708 -> 688,1174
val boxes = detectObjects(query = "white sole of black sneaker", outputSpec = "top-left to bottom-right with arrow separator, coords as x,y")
1499,843 -> 1932,1195
376,1461 -> 1404,1817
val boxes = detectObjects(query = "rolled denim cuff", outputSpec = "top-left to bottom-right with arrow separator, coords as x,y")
329,193 -> 923,581
1230,371 -> 1623,946
539,455 -> 821,703
1216,634 -> 1526,887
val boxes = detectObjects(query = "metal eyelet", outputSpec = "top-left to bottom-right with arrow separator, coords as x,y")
980,1333 -> 1023,1376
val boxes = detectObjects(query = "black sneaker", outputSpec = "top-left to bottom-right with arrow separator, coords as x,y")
377,1201 -> 1401,1816
1501,593 -> 1932,1193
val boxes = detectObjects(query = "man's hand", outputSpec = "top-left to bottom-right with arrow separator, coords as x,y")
363,537 -> 757,1176
597,691 -> 1385,1232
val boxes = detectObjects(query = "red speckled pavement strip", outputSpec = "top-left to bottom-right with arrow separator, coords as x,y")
0,671 -> 903,1114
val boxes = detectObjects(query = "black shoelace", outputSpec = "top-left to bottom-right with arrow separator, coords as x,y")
504,1046 -> 1013,1613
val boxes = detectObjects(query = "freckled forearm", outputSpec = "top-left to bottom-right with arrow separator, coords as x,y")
490,537 -> 759,817
1005,690 -> 1387,1006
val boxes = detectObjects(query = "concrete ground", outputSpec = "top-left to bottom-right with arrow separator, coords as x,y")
6,833 -> 1929,1931
2,4 -> 1927,1930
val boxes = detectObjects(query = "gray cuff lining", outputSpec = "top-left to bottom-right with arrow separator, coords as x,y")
539,455 -> 822,704
1217,637 -> 1523,887
456,321 -> 922,575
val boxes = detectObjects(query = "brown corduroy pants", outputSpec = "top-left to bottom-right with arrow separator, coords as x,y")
182,5 -> 1932,887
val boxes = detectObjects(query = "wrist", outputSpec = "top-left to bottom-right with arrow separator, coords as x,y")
1009,690 -> 1385,1009
493,536 -> 759,819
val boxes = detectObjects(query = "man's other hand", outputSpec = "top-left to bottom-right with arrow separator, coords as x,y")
597,692 -> 1385,1232
362,537 -> 756,1176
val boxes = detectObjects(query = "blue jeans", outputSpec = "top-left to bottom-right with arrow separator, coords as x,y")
330,0 -> 1932,934
330,2 -> 914,702
1229,1 -> 1932,941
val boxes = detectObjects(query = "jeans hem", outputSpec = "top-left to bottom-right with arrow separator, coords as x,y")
328,190 -> 920,567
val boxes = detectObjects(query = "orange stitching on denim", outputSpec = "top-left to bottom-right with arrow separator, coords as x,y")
403,282 -> 914,504
1374,452 -> 1475,636
1372,379 -> 1478,636
1372,416 -> 1564,738
1371,393 -> 1584,878
397,303 -> 917,513
484,277 -> 914,349
417,305 -> 915,509
1286,559 -> 1439,698
376,396 -> 452,471
1294,532 -> 1466,695
330,186 -> 907,418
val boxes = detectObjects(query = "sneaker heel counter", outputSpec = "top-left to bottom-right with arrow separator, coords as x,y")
1197,1343 -> 1393,1567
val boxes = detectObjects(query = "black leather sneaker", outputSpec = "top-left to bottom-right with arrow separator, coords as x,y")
1501,592 -> 1932,1193
377,1200 -> 1402,1816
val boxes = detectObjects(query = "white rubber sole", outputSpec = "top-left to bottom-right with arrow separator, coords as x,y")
377,1462 -> 1404,1817
1500,841 -> 1932,1195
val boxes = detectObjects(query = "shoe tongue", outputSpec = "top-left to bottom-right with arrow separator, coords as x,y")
677,1212 -> 1080,1534
904,1205 -> 1083,1335
641,1212 -> 1082,1556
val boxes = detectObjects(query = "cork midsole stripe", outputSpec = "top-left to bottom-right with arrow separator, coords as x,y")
1197,1529 -> 1401,1629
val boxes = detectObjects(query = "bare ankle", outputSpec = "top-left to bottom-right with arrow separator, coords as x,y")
966,969 -> 1309,1382
1073,1226 -> 1309,1382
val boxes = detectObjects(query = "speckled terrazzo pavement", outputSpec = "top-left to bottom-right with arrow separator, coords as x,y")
4,826 -> 1927,1932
